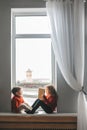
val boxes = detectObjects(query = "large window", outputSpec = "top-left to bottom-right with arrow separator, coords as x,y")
11,8 -> 52,104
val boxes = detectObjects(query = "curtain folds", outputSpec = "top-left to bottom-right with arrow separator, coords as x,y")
46,0 -> 87,130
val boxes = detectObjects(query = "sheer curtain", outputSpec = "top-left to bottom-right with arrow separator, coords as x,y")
46,0 -> 87,130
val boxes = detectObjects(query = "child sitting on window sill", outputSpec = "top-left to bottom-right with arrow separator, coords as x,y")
26,84 -> 58,114
11,87 -> 32,113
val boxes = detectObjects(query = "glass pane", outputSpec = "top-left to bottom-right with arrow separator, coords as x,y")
16,16 -> 51,34
16,38 -> 52,85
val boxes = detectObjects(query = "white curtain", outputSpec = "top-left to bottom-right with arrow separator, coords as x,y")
46,0 -> 87,130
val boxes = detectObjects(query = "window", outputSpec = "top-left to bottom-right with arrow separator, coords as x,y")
11,8 -> 53,105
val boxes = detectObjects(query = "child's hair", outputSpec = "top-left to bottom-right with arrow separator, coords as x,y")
11,87 -> 21,95
45,84 -> 58,98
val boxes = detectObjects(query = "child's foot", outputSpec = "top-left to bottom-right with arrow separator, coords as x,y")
25,110 -> 34,114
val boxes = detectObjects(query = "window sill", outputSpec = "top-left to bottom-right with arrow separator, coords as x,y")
0,113 -> 77,129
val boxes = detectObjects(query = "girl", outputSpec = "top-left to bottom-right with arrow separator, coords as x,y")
26,84 -> 58,114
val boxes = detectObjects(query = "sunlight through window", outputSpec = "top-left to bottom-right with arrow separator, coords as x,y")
12,9 -> 52,105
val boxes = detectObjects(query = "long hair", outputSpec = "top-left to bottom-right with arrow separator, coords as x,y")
45,84 -> 58,99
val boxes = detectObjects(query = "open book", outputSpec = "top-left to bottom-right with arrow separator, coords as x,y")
38,87 -> 45,100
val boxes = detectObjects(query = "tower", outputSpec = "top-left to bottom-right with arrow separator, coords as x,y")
26,68 -> 32,82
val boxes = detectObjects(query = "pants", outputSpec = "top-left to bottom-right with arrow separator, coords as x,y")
18,103 -> 32,113
31,99 -> 53,113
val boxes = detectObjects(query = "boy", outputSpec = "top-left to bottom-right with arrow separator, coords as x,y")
11,87 -> 32,113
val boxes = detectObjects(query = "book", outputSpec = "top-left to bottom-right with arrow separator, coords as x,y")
38,87 -> 45,100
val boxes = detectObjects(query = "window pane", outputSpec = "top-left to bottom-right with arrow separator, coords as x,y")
16,16 -> 51,34
16,38 -> 52,84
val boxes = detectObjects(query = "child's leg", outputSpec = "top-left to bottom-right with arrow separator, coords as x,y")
18,103 -> 32,113
30,99 -> 53,114
32,99 -> 40,108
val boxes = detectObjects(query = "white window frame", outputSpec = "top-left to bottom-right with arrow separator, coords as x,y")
11,8 -> 57,88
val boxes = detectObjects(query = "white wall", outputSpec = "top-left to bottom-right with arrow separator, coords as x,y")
0,0 -> 11,112
0,0 -> 86,113
57,65 -> 78,113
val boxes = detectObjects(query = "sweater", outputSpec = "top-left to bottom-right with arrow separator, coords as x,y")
43,95 -> 57,111
11,95 -> 24,113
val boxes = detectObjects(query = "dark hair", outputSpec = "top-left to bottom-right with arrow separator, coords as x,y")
11,87 -> 21,95
45,84 -> 58,98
